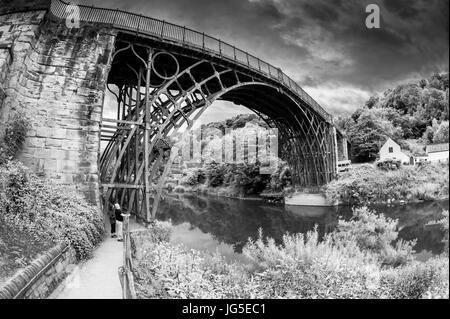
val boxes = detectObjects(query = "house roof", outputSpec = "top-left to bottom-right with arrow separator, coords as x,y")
426,143 -> 449,153
380,137 -> 420,158
381,137 -> 398,147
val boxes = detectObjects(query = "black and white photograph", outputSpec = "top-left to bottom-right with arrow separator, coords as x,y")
0,0 -> 448,306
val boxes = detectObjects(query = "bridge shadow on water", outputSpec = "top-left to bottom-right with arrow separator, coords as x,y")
156,193 -> 448,263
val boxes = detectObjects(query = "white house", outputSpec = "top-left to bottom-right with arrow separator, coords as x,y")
426,143 -> 449,163
379,138 -> 413,165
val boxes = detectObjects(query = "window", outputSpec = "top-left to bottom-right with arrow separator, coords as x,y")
388,147 -> 393,153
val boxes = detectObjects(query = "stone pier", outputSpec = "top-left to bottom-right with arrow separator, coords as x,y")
0,9 -> 117,206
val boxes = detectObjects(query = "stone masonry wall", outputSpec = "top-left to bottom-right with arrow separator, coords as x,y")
0,45 -> 11,110
0,11 -> 117,206
0,11 -> 45,128
0,243 -> 76,299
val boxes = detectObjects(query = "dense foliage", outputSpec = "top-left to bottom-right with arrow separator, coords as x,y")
0,217 -> 53,285
201,113 -> 269,133
0,111 -> 104,279
336,73 -> 449,162
0,111 -> 31,165
0,161 -> 105,261
132,207 -> 449,299
376,158 -> 402,171
174,160 -> 290,197
169,114 -> 290,196
324,162 -> 449,205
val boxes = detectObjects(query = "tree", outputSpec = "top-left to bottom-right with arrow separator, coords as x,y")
381,84 -> 421,115
422,119 -> 449,144
420,88 -> 448,122
433,121 -> 449,144
347,109 -> 402,162
428,72 -> 449,91
340,72 -> 449,160
205,162 -> 225,187
365,96 -> 380,109
334,116 -> 354,133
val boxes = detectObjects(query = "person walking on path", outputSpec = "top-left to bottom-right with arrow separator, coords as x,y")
114,201 -> 124,242
109,201 -> 117,238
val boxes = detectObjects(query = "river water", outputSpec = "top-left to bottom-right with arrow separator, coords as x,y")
157,194 -> 449,263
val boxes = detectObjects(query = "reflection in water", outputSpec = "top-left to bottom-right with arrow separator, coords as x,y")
157,194 -> 448,263
371,201 -> 448,258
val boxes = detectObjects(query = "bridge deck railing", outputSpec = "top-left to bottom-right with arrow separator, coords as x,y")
49,0 -> 333,123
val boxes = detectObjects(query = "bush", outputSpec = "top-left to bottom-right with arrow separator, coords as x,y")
380,258 -> 449,299
0,218 -> 53,284
333,207 -> 415,267
325,163 -> 449,205
132,221 -> 253,299
0,161 -> 105,261
0,111 -> 31,165
243,228 -> 382,298
179,168 -> 206,186
131,207 -> 449,299
376,158 -> 402,171
171,162 -> 273,196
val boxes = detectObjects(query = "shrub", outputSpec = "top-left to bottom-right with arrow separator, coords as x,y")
0,161 -> 104,261
131,221 -> 172,260
243,228 -> 383,298
132,220 -> 449,299
179,168 -> 206,187
380,258 -> 449,299
0,111 -> 31,165
132,221 -> 253,299
413,182 -> 441,201
333,207 -> 415,267
376,158 -> 402,171
131,204 -> 450,299
0,217 -> 53,284
325,163 -> 449,205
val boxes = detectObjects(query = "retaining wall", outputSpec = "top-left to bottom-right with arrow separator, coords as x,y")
0,243 -> 76,299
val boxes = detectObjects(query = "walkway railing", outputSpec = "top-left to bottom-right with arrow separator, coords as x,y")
118,213 -> 136,299
49,0 -> 333,123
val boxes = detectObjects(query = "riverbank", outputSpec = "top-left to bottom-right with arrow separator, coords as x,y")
170,184 -> 265,201
324,162 -> 449,206
132,207 -> 449,299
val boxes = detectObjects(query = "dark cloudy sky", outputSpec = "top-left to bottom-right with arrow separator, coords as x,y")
84,0 -> 449,121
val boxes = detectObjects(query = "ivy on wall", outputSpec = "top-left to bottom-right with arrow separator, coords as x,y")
0,111 -> 30,165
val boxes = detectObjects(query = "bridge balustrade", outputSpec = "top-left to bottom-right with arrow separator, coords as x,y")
49,0 -> 332,123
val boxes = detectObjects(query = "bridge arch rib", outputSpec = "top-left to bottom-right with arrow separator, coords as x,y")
20,0 -> 341,222
0,0 -> 346,222
100,38 -> 337,222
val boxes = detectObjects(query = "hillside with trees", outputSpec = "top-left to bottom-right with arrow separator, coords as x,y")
336,73 -> 449,162
168,113 -> 289,197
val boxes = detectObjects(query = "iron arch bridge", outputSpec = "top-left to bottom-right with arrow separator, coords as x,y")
50,0 -> 344,222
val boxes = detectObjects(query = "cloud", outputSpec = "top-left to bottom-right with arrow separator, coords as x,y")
87,0 -> 448,117
305,84 -> 371,115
